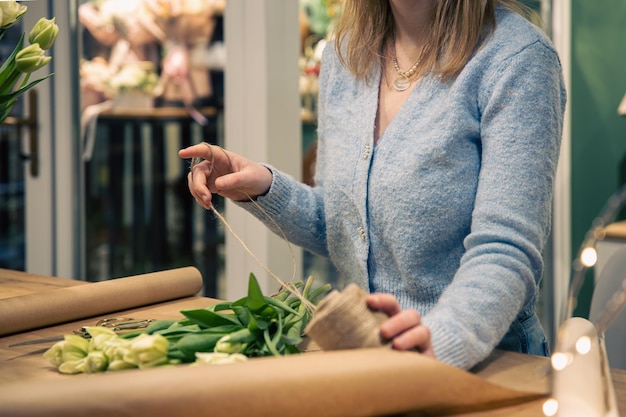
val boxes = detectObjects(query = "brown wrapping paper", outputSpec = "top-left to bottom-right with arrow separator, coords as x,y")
0,267 -> 203,336
0,348 -> 546,417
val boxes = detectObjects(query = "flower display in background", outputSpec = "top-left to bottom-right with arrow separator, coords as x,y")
79,58 -> 159,100
298,0 -> 342,121
0,1 -> 58,122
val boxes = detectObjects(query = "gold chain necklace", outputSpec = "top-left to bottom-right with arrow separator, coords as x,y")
391,42 -> 422,92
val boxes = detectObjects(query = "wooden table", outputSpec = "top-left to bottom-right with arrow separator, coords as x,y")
1,269 -> 625,417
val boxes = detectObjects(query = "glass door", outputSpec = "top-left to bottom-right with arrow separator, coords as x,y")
76,0 -> 227,295
2,1 -> 332,300
0,1 -> 57,276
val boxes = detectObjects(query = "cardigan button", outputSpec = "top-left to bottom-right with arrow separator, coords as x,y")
357,227 -> 366,240
362,145 -> 370,159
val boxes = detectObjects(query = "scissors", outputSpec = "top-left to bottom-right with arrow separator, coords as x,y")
8,317 -> 154,347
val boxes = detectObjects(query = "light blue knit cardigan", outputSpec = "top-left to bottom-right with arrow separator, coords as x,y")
241,6 -> 566,369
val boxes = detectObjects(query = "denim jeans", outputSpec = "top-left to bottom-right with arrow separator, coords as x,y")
496,310 -> 550,357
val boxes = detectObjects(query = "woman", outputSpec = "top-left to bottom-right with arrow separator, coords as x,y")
179,0 -> 566,370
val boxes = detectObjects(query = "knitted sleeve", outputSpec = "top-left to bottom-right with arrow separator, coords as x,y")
422,39 -> 566,369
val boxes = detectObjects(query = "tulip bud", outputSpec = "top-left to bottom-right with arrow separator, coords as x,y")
194,352 -> 248,365
84,326 -> 118,352
83,351 -> 108,373
28,17 -> 59,50
15,43 -> 51,73
214,335 -> 247,354
43,335 -> 89,367
108,359 -> 137,371
46,335 -> 91,375
60,334 -> 90,362
43,340 -> 66,367
0,1 -> 27,30
129,334 -> 169,369
58,359 -> 86,374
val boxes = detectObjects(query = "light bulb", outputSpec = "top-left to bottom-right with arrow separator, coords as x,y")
551,352 -> 572,371
575,336 -> 591,355
580,247 -> 597,267
543,398 -> 559,416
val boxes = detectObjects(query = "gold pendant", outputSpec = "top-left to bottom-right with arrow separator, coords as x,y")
393,75 -> 410,92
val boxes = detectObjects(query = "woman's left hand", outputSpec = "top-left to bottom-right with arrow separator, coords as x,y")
366,293 -> 436,359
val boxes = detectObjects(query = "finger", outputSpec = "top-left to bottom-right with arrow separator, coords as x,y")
391,322 -> 431,352
366,293 -> 402,317
178,143 -> 213,159
379,309 -> 422,340
188,166 -> 213,209
397,328 -> 435,358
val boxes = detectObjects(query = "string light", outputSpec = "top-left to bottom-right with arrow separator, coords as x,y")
580,246 -> 598,267
575,336 -> 592,355
543,398 -> 559,416
551,351 -> 573,371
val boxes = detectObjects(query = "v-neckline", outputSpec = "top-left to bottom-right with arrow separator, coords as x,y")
374,66 -> 421,143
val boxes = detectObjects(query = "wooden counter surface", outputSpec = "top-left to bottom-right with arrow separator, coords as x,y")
0,268 -> 86,299
2,269 -> 625,417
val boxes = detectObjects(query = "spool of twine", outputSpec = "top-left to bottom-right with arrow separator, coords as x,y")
305,283 -> 392,350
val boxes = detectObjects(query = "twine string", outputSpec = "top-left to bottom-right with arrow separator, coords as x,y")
190,142 -> 315,313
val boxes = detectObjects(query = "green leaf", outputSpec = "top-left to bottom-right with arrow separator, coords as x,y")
282,322 -> 304,346
0,33 -> 24,87
154,324 -> 201,337
225,328 -> 255,344
230,296 -> 248,307
0,73 -> 52,102
180,308 -> 241,328
302,275 -> 314,299
231,305 -> 251,327
247,310 -> 268,331
263,328 -> 282,356
206,301 -> 235,312
144,320 -> 178,334
174,331 -> 225,354
283,344 -> 301,354
263,296 -> 300,316
167,349 -> 190,362
271,314 -> 284,347
307,283 -> 332,303
246,273 -> 267,312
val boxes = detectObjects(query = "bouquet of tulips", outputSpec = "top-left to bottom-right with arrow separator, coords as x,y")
44,273 -> 331,374
0,1 -> 58,122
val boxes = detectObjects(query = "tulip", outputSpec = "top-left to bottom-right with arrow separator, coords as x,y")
58,359 -> 85,374
28,17 -> 58,50
15,43 -> 51,73
107,358 -> 137,371
43,334 -> 89,369
83,351 -> 108,373
0,1 -> 27,30
58,351 -> 108,374
42,340 -> 67,367
84,326 -> 118,352
194,352 -> 248,365
214,335 -> 248,354
129,333 -> 170,369
106,341 -> 137,368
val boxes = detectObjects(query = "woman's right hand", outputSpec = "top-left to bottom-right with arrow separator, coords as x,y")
178,143 -> 273,210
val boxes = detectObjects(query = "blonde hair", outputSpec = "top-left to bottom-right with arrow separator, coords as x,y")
334,0 -> 539,83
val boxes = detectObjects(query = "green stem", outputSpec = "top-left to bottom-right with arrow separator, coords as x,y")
18,72 -> 31,90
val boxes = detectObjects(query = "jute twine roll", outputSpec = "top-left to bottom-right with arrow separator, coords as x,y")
305,283 -> 392,350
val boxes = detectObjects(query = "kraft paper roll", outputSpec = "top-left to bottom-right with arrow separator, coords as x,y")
0,267 -> 203,337
0,349 -> 546,417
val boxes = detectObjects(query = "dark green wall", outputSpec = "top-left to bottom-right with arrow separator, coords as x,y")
571,1 -> 626,316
